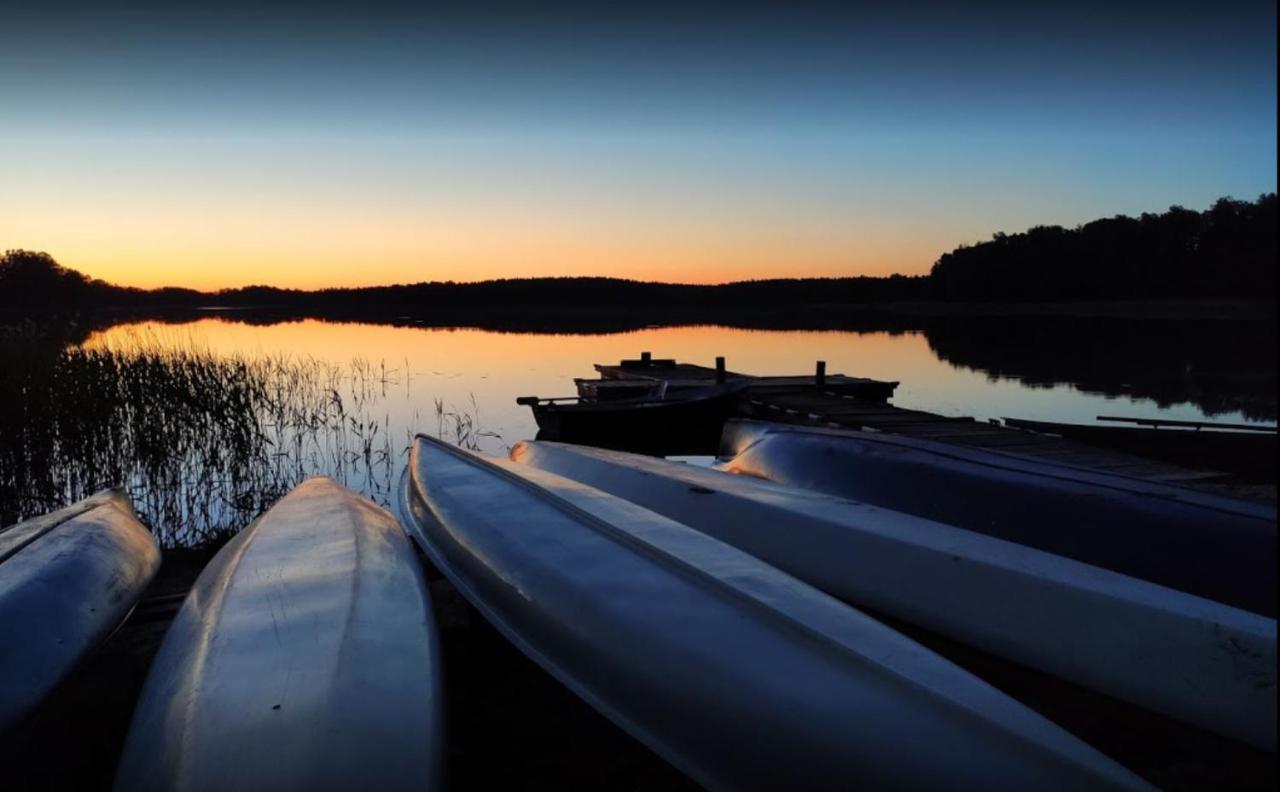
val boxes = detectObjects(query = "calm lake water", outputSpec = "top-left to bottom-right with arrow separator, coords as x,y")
3,312 -> 1274,545
86,314 -> 1277,450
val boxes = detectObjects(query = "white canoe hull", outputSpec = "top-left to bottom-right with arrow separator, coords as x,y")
511,440 -> 1278,751
717,419 -> 1276,617
404,435 -> 1147,790
115,478 -> 443,791
0,489 -> 160,730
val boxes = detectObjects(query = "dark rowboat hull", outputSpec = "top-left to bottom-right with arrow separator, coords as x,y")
528,384 -> 745,455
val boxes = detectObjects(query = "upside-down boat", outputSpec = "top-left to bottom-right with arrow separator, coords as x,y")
510,439 -> 1277,751
0,489 -> 160,731
716,419 -> 1277,617
402,435 -> 1148,790
115,478 -> 443,791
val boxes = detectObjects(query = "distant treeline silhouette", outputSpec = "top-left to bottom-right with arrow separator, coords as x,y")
2,194 -> 1275,312
931,194 -> 1277,301
0,250 -> 929,313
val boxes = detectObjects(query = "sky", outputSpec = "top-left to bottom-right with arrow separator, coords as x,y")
1,2 -> 1275,290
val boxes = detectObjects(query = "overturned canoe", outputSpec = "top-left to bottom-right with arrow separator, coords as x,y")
717,419 -> 1277,617
0,489 -> 160,731
511,440 -> 1277,751
403,435 -> 1148,790
115,478 -> 442,792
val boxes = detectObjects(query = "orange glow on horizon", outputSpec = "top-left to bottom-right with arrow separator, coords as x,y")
5,184 -> 951,289
29,241 -> 939,291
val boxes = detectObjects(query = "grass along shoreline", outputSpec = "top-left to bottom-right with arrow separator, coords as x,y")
0,335 -> 494,547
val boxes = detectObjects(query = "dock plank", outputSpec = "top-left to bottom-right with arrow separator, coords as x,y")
592,359 -> 898,403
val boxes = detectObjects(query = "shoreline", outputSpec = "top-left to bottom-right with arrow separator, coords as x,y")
3,299 -> 1275,335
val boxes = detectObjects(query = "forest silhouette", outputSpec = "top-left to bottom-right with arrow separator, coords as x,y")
930,194 -> 1277,301
2,194 -> 1275,313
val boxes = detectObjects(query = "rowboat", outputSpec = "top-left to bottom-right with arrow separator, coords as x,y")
114,478 -> 442,791
516,380 -> 746,455
717,419 -> 1276,617
401,434 -> 1149,790
0,489 -> 160,730
1002,416 -> 1277,481
510,440 -> 1277,751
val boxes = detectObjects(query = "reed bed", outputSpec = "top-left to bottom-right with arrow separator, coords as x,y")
0,334 -> 485,547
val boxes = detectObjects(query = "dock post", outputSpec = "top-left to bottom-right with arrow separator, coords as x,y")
640,351 -> 651,364
715,356 -> 726,383
815,360 -> 826,388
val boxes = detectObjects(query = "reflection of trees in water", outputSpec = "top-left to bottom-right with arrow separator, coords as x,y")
4,311 -> 1275,543
923,317 -> 1277,421
1,329 -> 406,546
77,303 -> 935,336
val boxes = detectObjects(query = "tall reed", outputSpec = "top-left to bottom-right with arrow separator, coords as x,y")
0,334 -> 490,547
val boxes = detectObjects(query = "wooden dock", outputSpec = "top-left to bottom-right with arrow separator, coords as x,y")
591,353 -> 899,403
590,353 -> 1230,484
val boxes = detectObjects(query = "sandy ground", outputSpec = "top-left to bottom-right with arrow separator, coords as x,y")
1,547 -> 1273,790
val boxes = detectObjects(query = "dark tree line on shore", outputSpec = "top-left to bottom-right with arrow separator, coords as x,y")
930,194 -> 1277,301
2,194 -> 1275,313
0,250 -> 931,313
0,251 -> 100,309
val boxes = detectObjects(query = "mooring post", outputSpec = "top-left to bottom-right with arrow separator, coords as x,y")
815,360 -> 826,388
715,356 -> 726,383
640,351 -> 652,364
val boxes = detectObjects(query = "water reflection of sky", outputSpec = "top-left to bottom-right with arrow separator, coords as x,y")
83,318 -> 1276,457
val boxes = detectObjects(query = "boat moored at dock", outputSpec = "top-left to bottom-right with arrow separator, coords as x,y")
517,381 -> 747,455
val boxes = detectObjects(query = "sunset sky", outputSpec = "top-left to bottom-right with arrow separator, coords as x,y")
2,2 -> 1275,290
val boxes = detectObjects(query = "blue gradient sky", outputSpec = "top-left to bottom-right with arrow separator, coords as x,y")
2,2 -> 1275,288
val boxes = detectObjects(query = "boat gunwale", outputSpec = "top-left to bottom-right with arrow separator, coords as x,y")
0,488 -> 134,565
